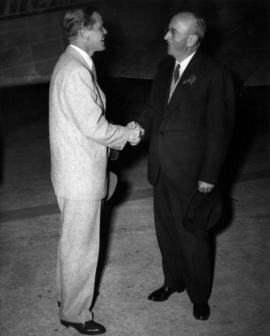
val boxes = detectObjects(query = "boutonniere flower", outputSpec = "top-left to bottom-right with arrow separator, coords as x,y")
183,75 -> 197,86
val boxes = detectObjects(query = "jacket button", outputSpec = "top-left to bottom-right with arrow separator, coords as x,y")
160,131 -> 164,135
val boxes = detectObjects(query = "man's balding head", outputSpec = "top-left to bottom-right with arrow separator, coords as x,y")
164,12 -> 206,61
172,12 -> 206,42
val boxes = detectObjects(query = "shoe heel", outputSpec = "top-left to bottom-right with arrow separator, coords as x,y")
60,320 -> 70,328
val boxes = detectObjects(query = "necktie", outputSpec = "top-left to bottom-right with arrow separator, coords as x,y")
90,64 -> 105,110
173,63 -> 180,84
91,63 -> 97,80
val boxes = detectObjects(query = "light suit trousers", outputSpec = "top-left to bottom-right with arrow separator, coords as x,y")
56,197 -> 101,323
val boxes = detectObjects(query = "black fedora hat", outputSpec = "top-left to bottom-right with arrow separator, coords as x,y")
183,188 -> 223,232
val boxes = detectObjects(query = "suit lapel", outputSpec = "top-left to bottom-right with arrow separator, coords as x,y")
167,51 -> 205,108
163,59 -> 175,106
65,46 -> 106,110
157,58 -> 175,110
66,45 -> 92,72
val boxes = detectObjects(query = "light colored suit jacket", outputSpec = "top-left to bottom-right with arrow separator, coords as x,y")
49,46 -> 130,200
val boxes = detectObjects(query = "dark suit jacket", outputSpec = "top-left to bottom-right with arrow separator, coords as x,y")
143,51 -> 235,200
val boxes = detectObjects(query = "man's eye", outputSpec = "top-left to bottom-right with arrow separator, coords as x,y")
165,28 -> 177,35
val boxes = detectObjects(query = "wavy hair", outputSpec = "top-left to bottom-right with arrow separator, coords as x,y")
63,6 -> 97,41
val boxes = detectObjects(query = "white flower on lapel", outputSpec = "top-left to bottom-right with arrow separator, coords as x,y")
183,75 -> 197,86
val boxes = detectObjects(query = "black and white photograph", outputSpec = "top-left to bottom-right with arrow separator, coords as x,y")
0,1 -> 269,335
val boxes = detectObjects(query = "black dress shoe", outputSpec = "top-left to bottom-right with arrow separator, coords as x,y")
148,285 -> 184,302
61,319 -> 106,335
193,302 -> 210,320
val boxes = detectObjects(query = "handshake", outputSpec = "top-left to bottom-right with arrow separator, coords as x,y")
126,121 -> 145,146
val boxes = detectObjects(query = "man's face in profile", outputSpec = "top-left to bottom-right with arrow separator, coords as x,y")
84,12 -> 108,54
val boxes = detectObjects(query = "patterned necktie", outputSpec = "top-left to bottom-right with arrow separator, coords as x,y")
91,62 -> 97,80
90,64 -> 105,110
173,63 -> 180,84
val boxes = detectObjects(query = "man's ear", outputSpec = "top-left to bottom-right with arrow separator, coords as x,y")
187,34 -> 198,47
80,27 -> 88,39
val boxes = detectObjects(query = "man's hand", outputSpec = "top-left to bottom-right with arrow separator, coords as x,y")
198,180 -> 214,193
126,121 -> 145,146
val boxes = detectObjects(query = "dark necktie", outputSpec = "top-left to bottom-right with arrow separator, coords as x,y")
173,63 -> 180,84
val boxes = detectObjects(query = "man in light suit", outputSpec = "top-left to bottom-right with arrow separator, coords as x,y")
49,6 -> 142,335
141,12 -> 234,320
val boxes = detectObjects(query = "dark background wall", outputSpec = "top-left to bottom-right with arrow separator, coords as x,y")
0,0 -> 269,85
0,0 -> 269,174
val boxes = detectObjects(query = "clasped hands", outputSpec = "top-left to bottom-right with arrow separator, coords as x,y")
126,121 -> 145,146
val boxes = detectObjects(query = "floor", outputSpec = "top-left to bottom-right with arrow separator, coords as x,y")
0,81 -> 269,336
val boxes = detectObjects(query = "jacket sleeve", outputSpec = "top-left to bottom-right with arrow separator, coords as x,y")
136,62 -> 164,141
63,67 -> 130,150
199,67 -> 235,184
137,96 -> 154,142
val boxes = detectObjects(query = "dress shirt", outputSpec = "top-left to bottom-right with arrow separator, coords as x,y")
174,51 -> 196,79
70,44 -> 104,109
168,51 -> 196,102
70,44 -> 94,72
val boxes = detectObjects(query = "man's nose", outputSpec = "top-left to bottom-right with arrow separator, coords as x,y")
164,31 -> 170,40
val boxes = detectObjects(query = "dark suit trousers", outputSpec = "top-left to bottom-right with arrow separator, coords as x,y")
153,171 -> 213,304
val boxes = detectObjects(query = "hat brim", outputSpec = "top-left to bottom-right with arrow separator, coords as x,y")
104,171 -> 118,200
183,189 -> 222,232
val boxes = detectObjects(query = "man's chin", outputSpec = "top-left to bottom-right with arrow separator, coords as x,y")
167,45 -> 173,56
96,44 -> 106,52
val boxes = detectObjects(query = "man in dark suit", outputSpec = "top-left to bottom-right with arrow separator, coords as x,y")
142,12 -> 235,320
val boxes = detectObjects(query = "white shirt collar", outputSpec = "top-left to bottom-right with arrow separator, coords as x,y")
70,44 -> 93,71
175,51 -> 196,77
